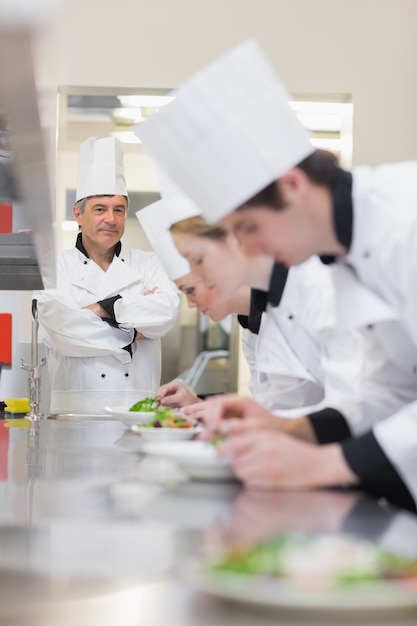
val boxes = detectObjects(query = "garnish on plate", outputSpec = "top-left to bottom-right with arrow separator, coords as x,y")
129,396 -> 160,412
140,410 -> 191,429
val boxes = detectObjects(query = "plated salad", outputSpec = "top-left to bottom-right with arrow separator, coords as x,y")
129,396 -> 160,412
129,396 -> 191,428
207,532 -> 417,590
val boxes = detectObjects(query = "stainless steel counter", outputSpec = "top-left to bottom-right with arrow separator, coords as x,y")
0,416 -> 416,625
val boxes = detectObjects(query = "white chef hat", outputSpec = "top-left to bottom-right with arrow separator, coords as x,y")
136,200 -> 191,281
136,38 -> 314,223
75,136 -> 128,202
156,165 -> 202,225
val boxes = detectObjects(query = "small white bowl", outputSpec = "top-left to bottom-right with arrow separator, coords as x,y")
131,425 -> 198,442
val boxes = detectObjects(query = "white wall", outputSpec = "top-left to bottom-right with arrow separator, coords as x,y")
53,0 -> 417,165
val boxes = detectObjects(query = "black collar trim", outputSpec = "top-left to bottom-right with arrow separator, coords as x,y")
76,232 -> 122,259
320,168 -> 353,265
267,262 -> 289,307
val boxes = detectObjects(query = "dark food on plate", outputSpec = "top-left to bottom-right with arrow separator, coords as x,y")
207,532 -> 417,589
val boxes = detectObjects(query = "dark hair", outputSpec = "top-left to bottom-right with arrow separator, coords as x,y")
239,149 -> 342,211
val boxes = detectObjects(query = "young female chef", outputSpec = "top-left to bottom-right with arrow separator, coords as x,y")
136,39 -> 417,513
137,199 -> 299,414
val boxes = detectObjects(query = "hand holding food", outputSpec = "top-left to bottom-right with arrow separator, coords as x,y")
157,379 -> 202,408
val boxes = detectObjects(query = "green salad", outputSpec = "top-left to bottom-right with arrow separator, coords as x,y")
129,396 -> 160,412
208,533 -> 417,587
129,396 -> 191,428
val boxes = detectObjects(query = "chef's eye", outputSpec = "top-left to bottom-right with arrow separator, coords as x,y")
235,222 -> 258,235
194,257 -> 203,266
184,287 -> 195,296
115,208 -> 126,215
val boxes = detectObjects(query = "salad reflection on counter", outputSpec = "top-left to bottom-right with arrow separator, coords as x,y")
204,490 -> 417,551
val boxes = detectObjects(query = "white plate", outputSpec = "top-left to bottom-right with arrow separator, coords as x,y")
183,558 -> 417,616
104,406 -> 157,426
131,425 -> 199,442
143,440 -> 235,481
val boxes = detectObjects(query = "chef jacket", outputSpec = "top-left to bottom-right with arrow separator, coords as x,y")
240,258 -> 416,425
309,161 -> 417,513
36,235 -> 180,413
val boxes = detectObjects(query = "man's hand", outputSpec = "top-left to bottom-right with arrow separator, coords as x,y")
183,394 -> 317,443
218,430 -> 358,491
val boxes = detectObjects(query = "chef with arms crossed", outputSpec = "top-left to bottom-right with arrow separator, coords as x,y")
36,137 -> 179,414
136,40 -> 417,513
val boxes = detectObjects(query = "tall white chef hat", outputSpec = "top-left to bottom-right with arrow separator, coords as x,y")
75,136 -> 128,202
136,38 -> 314,223
156,165 -> 202,225
136,200 -> 191,281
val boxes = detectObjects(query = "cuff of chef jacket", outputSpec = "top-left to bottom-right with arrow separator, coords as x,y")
342,432 -> 417,514
97,295 -> 122,327
308,408 -> 352,444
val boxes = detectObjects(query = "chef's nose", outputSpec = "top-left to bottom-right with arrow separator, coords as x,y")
105,209 -> 117,224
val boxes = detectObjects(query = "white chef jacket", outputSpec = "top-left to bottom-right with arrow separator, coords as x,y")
241,257 -> 348,413
331,161 -> 417,510
36,244 -> 180,413
240,256 -> 416,426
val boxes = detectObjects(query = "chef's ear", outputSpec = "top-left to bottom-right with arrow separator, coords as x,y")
277,168 -> 309,202
72,204 -> 82,227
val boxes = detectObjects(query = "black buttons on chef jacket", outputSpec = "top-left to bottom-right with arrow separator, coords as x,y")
83,260 -> 87,265
125,373 -> 129,377
101,373 -> 105,378
363,251 -> 371,259
288,314 -> 294,320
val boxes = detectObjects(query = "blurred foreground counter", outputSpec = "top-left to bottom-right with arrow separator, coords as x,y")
0,416 -> 416,626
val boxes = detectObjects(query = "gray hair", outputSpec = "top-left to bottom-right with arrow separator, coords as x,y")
74,195 -> 129,214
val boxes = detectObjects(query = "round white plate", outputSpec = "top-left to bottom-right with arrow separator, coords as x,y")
104,406 -> 157,426
131,425 -> 198,442
143,440 -> 235,481
182,558 -> 417,616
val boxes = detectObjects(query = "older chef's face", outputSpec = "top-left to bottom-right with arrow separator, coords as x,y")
174,273 -> 233,322
172,231 -> 250,299
73,195 -> 127,251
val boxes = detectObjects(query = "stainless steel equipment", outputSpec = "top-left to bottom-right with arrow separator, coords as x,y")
0,27 -> 56,290
20,299 -> 46,420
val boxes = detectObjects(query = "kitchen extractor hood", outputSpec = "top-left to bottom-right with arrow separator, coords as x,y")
0,232 -> 43,290
0,23 -> 56,291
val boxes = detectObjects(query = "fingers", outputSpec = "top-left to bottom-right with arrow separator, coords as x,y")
219,417 -> 265,436
144,286 -> 158,295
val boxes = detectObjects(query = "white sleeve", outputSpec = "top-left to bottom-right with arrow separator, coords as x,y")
36,288 -> 134,361
114,252 -> 180,338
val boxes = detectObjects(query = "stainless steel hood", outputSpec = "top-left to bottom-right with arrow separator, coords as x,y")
0,27 -> 56,291
0,232 -> 43,290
